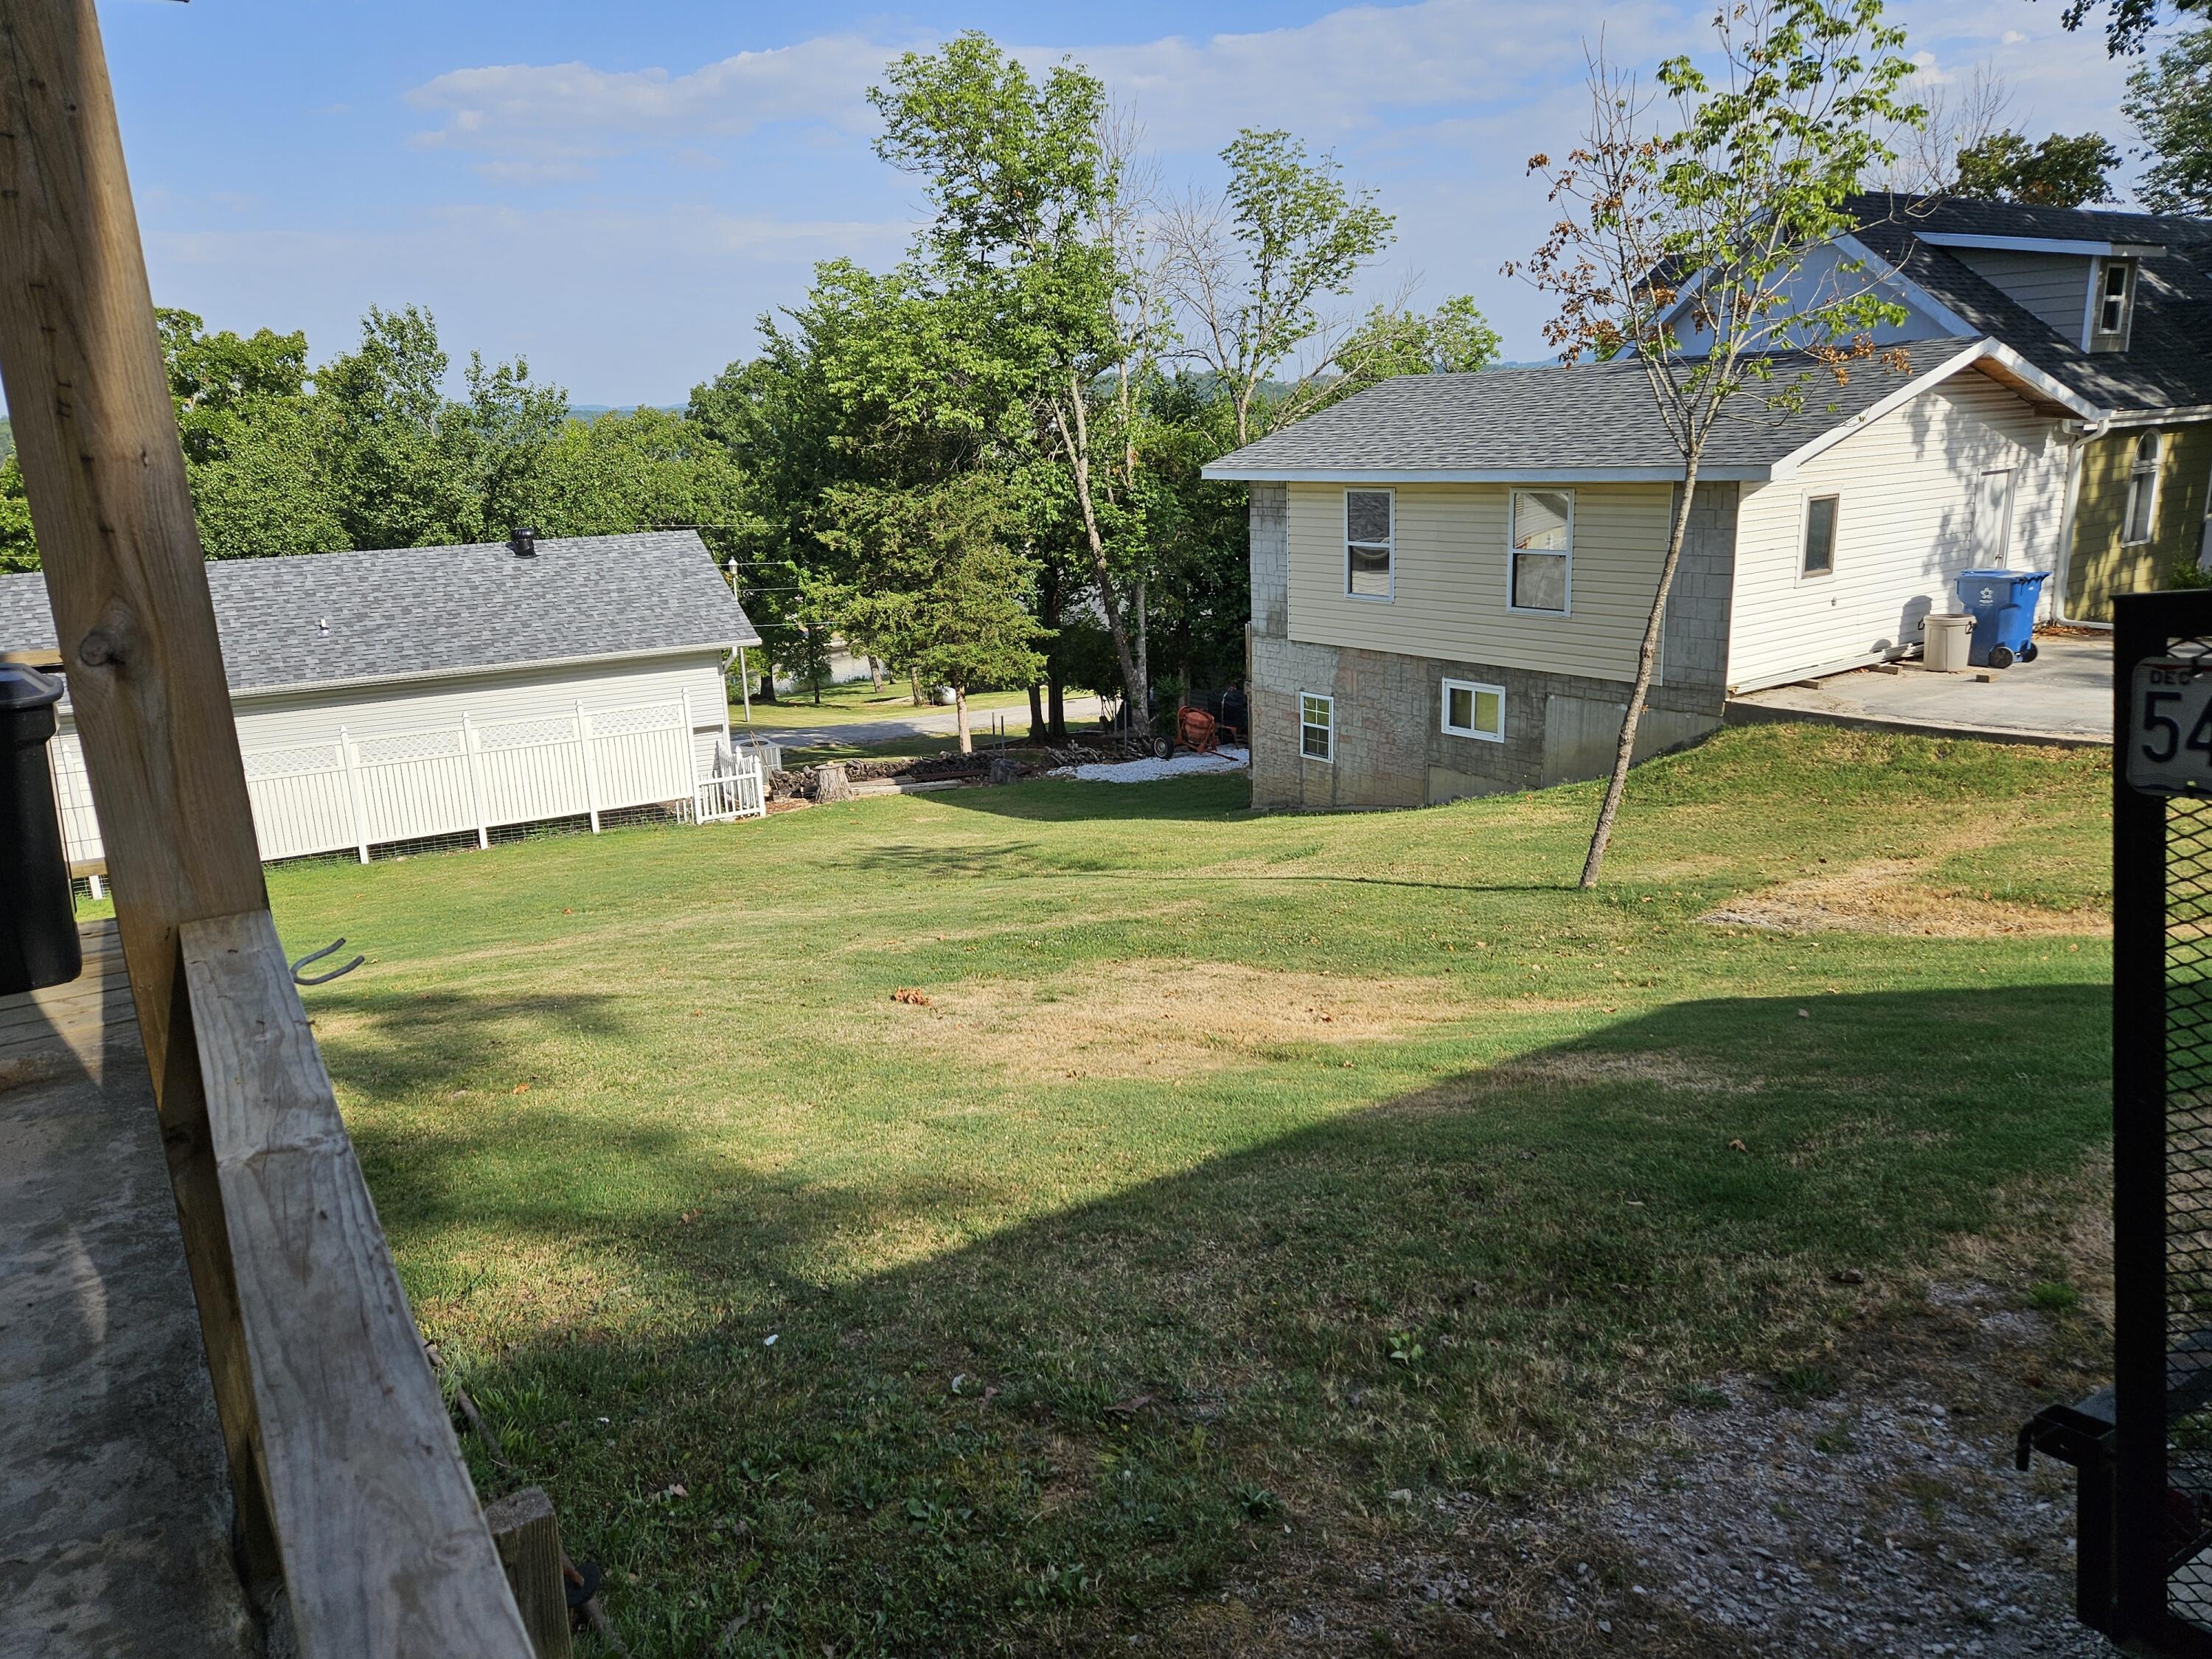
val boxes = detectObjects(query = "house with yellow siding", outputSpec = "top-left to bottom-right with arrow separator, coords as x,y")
1773,196 -> 2212,622
1206,339 -> 2099,810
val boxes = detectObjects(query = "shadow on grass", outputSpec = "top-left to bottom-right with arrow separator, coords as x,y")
349,979 -> 2111,1658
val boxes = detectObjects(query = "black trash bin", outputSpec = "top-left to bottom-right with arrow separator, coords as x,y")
0,664 -> 82,996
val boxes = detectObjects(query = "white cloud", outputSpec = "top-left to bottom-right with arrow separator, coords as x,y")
403,1 -> 1697,178
405,32 -> 899,175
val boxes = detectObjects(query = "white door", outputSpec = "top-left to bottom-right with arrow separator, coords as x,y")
1976,468 -> 2016,568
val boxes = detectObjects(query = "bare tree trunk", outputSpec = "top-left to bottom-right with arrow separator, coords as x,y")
1048,678 -> 1065,741
1048,385 -> 1147,725
955,687 -> 972,755
1580,461 -> 1701,888
868,654 -> 884,692
1028,681 -> 1045,738
909,667 -> 923,708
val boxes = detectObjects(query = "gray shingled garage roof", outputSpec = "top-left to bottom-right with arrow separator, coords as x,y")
1202,336 -> 2092,480
0,529 -> 757,696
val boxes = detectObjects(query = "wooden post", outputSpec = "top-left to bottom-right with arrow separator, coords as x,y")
0,0 -> 280,1587
0,7 -> 535,1651
183,910 -> 535,1656
483,1488 -> 573,1659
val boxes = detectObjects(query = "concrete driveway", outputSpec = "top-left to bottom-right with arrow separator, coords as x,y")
1727,633 -> 2110,747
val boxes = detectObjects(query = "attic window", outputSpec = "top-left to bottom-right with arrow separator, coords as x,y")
2090,259 -> 2136,349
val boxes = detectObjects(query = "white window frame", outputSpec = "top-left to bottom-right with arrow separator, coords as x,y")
1343,487 -> 1394,602
2124,430 -> 2163,546
1798,493 -> 1840,582
2085,257 -> 2137,349
1440,678 -> 1506,743
1506,488 -> 1573,616
1299,692 -> 1335,763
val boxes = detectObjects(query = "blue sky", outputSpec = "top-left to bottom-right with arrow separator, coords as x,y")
57,0 -> 2156,411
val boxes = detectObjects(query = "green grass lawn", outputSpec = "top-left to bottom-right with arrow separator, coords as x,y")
262,725 -> 2112,1656
731,680 -> 1050,731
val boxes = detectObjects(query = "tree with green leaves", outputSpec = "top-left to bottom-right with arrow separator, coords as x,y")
1951,128 -> 2120,204
2053,0 -> 2208,57
1161,129 -> 1406,447
2126,26 -> 2212,213
832,475 -> 1046,750
156,307 -> 345,557
1512,0 -> 1921,888
0,455 -> 33,576
870,34 -> 1160,723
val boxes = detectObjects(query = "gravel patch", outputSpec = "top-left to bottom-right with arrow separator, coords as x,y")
1595,1368 -> 2113,1657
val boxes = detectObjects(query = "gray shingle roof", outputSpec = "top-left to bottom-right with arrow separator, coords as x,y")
1844,193 -> 2212,414
0,529 -> 758,697
1202,338 -> 1991,479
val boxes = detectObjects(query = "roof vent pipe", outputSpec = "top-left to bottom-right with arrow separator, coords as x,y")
509,526 -> 539,557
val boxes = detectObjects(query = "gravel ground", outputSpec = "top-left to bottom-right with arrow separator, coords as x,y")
1592,1359 -> 2114,1657
1192,1276 -> 2124,1656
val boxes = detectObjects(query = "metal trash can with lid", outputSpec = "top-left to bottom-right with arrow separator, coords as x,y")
1924,612 -> 1975,672
1954,568 -> 2052,669
0,663 -> 81,996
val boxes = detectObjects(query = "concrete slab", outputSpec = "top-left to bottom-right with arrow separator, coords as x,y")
1726,633 -> 2111,748
0,923 -> 260,1659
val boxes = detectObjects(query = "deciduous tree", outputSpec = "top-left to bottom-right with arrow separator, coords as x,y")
2126,26 -> 2212,213
1952,128 -> 2120,204
1511,0 -> 1920,888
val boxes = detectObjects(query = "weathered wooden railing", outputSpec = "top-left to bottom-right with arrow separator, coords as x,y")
0,3 -> 540,1652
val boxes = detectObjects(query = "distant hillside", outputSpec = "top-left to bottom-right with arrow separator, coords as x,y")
569,403 -> 686,420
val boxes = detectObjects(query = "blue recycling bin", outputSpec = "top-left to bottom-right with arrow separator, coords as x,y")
1953,569 -> 2051,669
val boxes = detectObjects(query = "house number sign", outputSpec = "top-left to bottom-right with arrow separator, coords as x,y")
2129,658 -> 2212,796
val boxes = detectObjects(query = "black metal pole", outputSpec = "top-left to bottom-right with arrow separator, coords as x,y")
2112,591 -> 2183,1638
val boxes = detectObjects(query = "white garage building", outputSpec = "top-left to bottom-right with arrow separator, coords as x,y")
0,529 -> 765,872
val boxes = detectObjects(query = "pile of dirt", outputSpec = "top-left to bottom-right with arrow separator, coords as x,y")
1703,859 -> 2107,939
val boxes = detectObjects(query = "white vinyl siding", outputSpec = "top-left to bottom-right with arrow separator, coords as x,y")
1284,481 -> 1674,684
1726,372 -> 2067,691
226,652 -> 732,779
1947,248 -> 2093,341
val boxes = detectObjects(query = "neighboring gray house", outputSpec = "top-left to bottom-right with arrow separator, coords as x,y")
0,529 -> 762,866
1203,338 -> 2096,811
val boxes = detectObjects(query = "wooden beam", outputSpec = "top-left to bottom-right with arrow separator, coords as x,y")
0,0 -> 279,1582
484,1488 -> 574,1659
184,908 -> 534,1659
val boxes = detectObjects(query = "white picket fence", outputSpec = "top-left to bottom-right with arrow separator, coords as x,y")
49,695 -> 764,872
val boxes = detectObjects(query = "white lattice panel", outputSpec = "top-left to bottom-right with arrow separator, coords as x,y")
243,742 -> 342,780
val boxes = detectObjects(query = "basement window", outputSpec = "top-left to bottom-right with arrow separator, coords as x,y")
1509,490 -> 1573,613
1300,693 -> 1335,762
1802,495 -> 1839,577
1441,678 -> 1505,742
2126,430 -> 2163,546
1345,489 -> 1394,599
